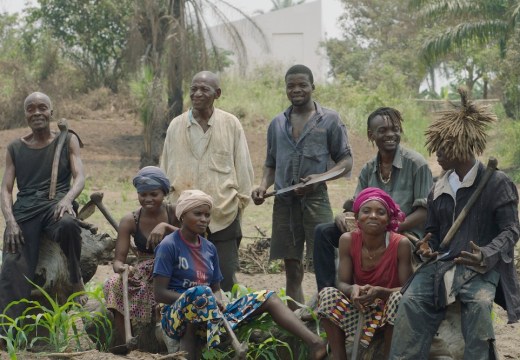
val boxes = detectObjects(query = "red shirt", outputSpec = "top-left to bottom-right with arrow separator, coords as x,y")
350,230 -> 403,289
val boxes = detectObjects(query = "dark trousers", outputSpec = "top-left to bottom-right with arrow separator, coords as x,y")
207,215 -> 241,293
313,221 -> 342,291
0,208 -> 82,324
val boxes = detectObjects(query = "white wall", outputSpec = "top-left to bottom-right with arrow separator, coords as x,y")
210,0 -> 327,82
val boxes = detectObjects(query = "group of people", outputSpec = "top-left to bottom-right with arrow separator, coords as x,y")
0,64 -> 519,360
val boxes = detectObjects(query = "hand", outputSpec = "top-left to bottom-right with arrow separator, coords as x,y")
251,186 -> 267,205
454,241 -> 484,267
53,198 -> 76,221
334,213 -> 350,233
4,221 -> 24,253
293,175 -> 318,197
113,262 -> 128,274
147,223 -> 169,250
350,284 -> 365,312
355,284 -> 380,308
215,299 -> 225,311
415,233 -> 438,259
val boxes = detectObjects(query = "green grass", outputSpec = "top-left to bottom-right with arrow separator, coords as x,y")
0,280 -> 111,359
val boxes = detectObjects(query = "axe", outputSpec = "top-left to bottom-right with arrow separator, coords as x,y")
90,192 -> 119,232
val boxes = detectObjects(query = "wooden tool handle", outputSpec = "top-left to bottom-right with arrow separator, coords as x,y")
122,267 -> 132,343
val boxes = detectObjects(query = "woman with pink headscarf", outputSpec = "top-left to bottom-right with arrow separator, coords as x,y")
317,187 -> 413,360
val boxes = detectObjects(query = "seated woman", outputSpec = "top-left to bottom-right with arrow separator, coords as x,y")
103,166 -> 180,348
317,187 -> 413,360
153,189 -> 327,360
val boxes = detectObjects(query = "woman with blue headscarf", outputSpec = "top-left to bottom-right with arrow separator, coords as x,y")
103,166 -> 180,351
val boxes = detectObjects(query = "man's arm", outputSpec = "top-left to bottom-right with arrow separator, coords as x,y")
251,166 -> 275,205
398,163 -> 433,233
1,149 -> 24,253
54,134 -> 85,220
234,124 -> 254,210
398,207 -> 427,233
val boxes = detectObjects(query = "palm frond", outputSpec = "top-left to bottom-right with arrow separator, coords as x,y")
422,20 -> 510,61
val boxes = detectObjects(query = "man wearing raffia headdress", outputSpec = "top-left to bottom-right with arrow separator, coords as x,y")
389,88 -> 520,359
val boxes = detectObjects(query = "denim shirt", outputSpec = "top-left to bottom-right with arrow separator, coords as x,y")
265,101 -> 351,193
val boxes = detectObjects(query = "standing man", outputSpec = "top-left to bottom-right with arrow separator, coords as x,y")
252,64 -> 353,309
314,107 -> 433,291
389,89 -> 520,359
0,92 -> 86,324
160,71 -> 254,292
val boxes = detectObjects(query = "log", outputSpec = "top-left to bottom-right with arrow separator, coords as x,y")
33,224 -> 115,304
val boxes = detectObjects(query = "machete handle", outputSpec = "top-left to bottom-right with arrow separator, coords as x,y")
440,157 -> 498,248
263,190 -> 276,198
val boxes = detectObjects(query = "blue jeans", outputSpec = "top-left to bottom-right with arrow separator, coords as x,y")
389,262 -> 499,360
313,222 -> 342,291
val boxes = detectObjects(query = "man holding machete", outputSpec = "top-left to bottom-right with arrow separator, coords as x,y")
0,92 -> 86,329
252,64 -> 353,310
389,88 -> 520,359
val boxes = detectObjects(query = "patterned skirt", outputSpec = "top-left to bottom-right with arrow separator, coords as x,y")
161,285 -> 274,348
103,259 -> 156,324
317,287 -> 401,348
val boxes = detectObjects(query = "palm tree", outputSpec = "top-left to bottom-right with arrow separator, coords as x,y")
410,0 -> 520,61
133,0 -> 265,166
270,0 -> 306,11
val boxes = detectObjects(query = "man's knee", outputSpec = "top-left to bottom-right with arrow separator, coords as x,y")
55,214 -> 81,237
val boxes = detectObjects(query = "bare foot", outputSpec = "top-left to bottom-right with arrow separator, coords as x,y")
309,339 -> 328,360
71,280 -> 88,306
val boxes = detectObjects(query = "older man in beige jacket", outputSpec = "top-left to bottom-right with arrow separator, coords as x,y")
160,71 -> 254,292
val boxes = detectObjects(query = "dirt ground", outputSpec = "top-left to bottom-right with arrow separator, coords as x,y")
0,92 -> 519,359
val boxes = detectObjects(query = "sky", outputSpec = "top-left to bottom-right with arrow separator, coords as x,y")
0,0 -> 345,39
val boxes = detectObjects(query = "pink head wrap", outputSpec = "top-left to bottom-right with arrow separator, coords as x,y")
175,189 -> 213,220
353,187 -> 405,232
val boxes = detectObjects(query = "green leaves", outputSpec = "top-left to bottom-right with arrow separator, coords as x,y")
0,279 -> 111,358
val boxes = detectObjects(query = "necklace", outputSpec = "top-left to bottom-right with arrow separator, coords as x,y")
379,161 -> 392,184
363,246 -> 378,260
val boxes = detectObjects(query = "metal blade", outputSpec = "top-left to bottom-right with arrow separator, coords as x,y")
264,167 -> 345,198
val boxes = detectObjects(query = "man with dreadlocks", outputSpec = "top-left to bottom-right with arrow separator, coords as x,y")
389,89 -> 520,359
314,107 -> 433,291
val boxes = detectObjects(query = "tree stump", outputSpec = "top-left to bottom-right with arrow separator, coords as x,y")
32,225 -> 115,304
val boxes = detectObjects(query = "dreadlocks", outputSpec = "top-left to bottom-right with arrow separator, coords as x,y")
367,107 -> 404,143
425,87 -> 496,161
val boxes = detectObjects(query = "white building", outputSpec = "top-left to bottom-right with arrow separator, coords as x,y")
210,0 -> 329,82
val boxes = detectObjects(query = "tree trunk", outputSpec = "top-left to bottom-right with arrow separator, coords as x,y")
33,225 -> 115,304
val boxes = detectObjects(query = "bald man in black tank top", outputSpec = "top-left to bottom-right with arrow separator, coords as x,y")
0,92 -> 86,334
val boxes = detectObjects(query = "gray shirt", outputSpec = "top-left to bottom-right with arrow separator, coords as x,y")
354,145 -> 433,237
265,101 -> 351,194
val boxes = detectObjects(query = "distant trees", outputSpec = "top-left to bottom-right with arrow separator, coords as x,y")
131,0 -> 264,166
410,0 -> 520,116
27,0 -> 133,91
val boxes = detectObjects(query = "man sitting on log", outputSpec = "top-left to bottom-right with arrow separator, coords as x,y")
389,88 -> 520,359
0,92 -> 86,332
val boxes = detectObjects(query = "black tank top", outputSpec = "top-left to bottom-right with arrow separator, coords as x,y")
9,134 -> 72,223
132,206 -> 174,253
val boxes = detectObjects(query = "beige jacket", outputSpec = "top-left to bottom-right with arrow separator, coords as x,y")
160,108 -> 254,233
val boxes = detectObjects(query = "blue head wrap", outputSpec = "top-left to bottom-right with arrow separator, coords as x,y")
132,166 -> 170,194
